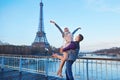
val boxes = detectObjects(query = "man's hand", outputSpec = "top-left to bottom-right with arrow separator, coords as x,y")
59,47 -> 63,53
50,20 -> 55,24
52,53 -> 58,58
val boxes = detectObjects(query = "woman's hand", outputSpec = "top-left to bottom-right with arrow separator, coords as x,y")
50,20 -> 55,24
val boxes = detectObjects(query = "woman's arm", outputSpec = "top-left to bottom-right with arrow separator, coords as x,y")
50,20 -> 64,37
72,27 -> 81,35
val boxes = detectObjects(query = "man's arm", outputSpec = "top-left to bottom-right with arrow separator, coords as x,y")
62,42 -> 76,51
50,20 -> 64,37
72,27 -> 81,35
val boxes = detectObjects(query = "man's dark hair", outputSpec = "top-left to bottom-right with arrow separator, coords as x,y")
79,34 -> 84,42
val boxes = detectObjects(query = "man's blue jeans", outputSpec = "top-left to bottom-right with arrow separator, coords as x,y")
65,60 -> 74,80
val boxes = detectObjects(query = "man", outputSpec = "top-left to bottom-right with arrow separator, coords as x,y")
52,34 -> 84,80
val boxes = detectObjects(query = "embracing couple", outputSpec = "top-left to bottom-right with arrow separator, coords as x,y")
50,20 -> 84,80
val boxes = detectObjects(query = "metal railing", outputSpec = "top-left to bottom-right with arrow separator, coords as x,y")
74,57 -> 120,80
0,54 -> 120,80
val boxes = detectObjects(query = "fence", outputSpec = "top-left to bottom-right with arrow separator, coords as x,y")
0,54 -> 120,80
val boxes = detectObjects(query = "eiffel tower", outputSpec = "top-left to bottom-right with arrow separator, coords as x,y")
32,1 -> 50,49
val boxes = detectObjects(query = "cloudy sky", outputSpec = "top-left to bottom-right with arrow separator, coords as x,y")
0,0 -> 120,52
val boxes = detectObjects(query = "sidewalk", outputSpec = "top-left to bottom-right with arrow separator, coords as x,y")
0,68 -> 65,80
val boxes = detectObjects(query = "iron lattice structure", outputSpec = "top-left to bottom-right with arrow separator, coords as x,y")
32,1 -> 50,49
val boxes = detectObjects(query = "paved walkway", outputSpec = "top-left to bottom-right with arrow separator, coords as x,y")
0,68 -> 65,80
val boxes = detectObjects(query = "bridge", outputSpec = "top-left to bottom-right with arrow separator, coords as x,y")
0,54 -> 120,80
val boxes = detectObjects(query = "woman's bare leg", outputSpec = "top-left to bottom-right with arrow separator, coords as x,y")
57,52 -> 68,77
